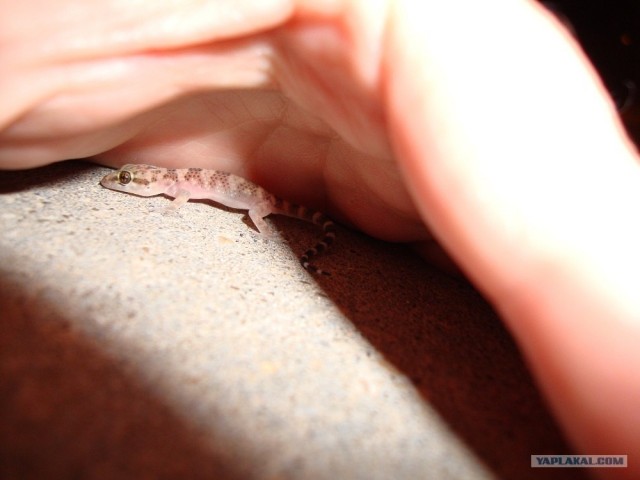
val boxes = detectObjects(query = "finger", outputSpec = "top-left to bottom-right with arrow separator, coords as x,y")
1,0 -> 289,59
386,0 -> 640,465
0,0 -> 292,166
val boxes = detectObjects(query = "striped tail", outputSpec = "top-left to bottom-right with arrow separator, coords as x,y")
275,199 -> 336,275
300,211 -> 336,276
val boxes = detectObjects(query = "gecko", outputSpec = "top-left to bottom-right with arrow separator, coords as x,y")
100,164 -> 336,275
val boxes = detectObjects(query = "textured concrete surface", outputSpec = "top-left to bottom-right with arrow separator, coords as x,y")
0,161 -> 588,480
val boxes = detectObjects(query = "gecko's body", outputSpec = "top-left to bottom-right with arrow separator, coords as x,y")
100,164 -> 335,274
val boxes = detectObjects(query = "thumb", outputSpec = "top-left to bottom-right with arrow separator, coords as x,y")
386,0 -> 640,471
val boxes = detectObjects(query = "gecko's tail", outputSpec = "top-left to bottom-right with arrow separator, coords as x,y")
300,211 -> 336,276
274,199 -> 336,276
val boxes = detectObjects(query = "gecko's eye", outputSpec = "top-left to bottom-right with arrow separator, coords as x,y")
117,171 -> 132,185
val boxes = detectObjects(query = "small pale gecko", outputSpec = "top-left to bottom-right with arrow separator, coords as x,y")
100,164 -> 336,275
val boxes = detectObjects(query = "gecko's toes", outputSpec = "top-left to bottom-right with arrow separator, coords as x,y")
250,228 -> 281,242
262,231 -> 283,242
153,205 -> 182,217
258,234 -> 282,244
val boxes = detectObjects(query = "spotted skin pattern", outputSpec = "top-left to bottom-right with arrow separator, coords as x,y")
100,164 -> 335,275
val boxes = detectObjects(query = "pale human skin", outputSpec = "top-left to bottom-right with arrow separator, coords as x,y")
1,1 -> 639,478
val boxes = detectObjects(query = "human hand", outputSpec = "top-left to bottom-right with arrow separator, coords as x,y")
1,1 -> 638,477
0,0 -> 425,242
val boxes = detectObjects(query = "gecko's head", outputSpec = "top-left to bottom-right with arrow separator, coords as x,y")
100,164 -> 168,196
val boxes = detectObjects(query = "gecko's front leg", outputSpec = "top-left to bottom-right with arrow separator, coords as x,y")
160,188 -> 192,214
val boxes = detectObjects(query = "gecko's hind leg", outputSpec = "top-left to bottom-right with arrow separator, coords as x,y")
247,204 -> 279,240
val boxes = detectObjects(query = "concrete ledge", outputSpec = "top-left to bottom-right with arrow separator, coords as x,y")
0,161 -> 585,479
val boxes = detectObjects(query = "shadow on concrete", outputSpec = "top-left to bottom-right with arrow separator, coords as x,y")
0,160 -> 95,194
314,237 -> 589,480
0,274 -> 244,480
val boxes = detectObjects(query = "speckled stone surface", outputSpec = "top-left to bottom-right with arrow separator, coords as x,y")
0,161 -> 587,480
